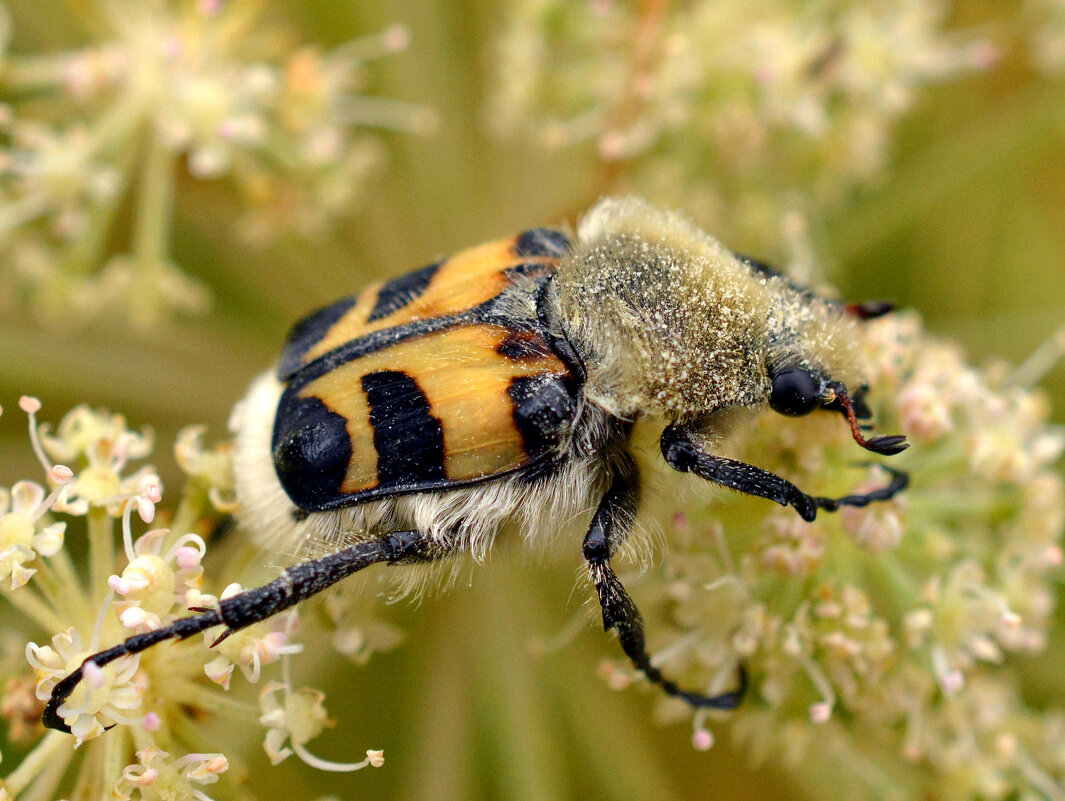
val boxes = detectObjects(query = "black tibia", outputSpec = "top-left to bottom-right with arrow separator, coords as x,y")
43,529 -> 431,734
660,424 -> 909,523
583,457 -> 747,710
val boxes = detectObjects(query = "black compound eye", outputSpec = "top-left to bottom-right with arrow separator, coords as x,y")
769,370 -> 822,417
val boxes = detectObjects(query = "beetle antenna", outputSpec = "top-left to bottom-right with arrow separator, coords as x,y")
832,383 -> 908,456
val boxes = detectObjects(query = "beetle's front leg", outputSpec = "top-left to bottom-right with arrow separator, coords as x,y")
583,455 -> 746,710
660,424 -> 908,522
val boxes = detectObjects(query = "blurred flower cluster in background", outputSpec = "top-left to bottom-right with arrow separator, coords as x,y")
1,1 -> 1063,799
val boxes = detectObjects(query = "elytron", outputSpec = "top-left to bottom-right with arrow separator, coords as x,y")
44,197 -> 907,732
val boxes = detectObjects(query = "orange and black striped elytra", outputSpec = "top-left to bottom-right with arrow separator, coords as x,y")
43,199 -> 909,738
272,229 -> 579,511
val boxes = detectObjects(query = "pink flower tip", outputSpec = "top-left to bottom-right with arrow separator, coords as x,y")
109,575 -> 131,594
50,464 -> 75,484
597,130 -> 625,161
136,497 -> 156,524
382,24 -> 411,52
161,35 -> 182,58
692,729 -> 714,751
995,733 -> 1017,757
174,547 -> 202,570
940,670 -> 965,695
83,660 -> 105,690
809,702 -> 832,725
971,41 -> 1000,70
19,396 -> 42,414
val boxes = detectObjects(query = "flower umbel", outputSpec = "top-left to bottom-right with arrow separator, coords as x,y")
0,1 -> 431,327
26,628 -> 143,744
111,746 -> 228,801
488,0 -> 997,249
0,480 -> 66,590
0,399 -> 370,798
32,402 -> 159,517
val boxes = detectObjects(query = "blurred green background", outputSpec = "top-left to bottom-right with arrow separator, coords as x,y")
1,1 -> 1063,799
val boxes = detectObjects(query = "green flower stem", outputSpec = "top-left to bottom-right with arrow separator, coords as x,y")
85,90 -> 151,160
16,744 -> 72,801
47,547 -> 91,626
132,131 -> 174,267
1014,744 -> 1065,801
792,730 -> 915,801
167,488 -> 208,552
128,129 -> 176,324
62,145 -> 137,276
0,54 -> 80,92
0,730 -> 70,795
869,552 -> 923,609
88,508 -> 115,607
334,96 -> 435,132
0,193 -> 49,235
88,727 -> 128,800
30,557 -> 76,625
1,583 -> 67,634
166,678 -> 257,718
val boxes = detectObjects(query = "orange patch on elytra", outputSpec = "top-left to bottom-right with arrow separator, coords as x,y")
301,237 -> 556,366
297,324 -> 571,495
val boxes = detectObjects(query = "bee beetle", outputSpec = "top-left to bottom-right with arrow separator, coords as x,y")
44,197 -> 908,732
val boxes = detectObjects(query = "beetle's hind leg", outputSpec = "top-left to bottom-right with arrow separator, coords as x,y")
43,528 -> 435,734
583,455 -> 747,710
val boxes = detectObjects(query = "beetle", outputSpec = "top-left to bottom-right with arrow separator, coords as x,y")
43,197 -> 907,732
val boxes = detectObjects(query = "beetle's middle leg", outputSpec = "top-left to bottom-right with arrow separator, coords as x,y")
582,455 -> 747,710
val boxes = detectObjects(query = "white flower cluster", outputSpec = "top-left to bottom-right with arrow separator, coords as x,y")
0,0 -> 432,326
0,399 -> 385,798
608,313 -> 1064,801
488,0 -> 996,246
